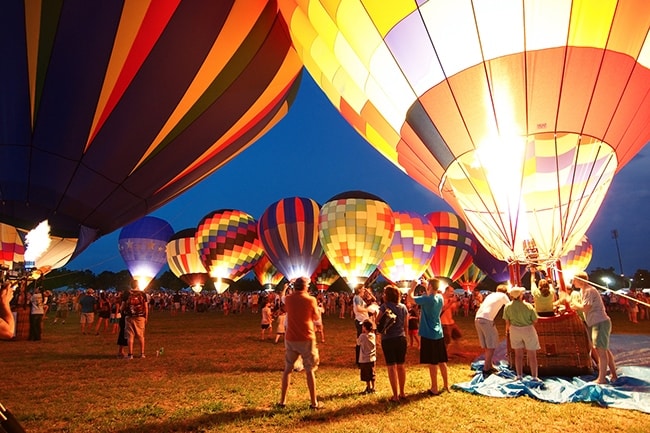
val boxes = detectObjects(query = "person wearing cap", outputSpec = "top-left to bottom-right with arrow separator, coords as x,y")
571,271 -> 617,384
0,282 -> 16,339
503,285 -> 541,381
278,276 -> 322,410
474,284 -> 510,374
78,288 -> 97,335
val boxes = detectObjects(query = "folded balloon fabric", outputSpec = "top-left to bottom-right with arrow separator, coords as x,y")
453,334 -> 650,414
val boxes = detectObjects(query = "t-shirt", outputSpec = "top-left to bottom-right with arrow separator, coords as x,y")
357,332 -> 377,363
475,292 -> 510,321
353,295 -> 369,322
503,300 -> 538,327
581,287 -> 609,327
284,291 -> 319,342
532,286 -> 556,313
413,294 -> 444,340
79,294 -> 97,314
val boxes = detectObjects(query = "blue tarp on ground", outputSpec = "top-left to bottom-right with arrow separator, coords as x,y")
452,334 -> 650,413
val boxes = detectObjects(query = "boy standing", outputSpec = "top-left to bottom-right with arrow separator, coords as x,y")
357,319 -> 376,394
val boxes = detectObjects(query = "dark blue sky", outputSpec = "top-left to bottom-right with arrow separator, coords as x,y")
67,74 -> 650,279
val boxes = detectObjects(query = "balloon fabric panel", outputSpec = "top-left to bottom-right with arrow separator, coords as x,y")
0,1 -> 301,258
426,212 -> 476,282
166,228 -> 209,288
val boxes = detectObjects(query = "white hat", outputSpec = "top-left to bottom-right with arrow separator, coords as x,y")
508,286 -> 525,299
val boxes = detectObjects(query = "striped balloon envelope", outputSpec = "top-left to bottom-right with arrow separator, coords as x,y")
457,263 -> 486,293
559,235 -> 593,284
258,197 -> 322,281
319,191 -> 394,289
253,254 -> 285,291
378,211 -> 437,291
0,223 -> 25,269
166,228 -> 210,292
310,255 -> 340,291
195,209 -> 264,293
119,216 -> 174,290
426,211 -> 477,282
1,1 -> 302,259
279,0 -> 650,265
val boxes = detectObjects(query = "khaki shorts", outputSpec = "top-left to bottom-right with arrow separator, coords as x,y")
125,316 -> 146,341
80,313 -> 94,324
509,325 -> 540,351
284,339 -> 319,373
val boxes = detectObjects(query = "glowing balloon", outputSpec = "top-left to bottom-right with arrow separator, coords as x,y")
318,191 -> 394,289
166,228 -> 210,292
559,235 -> 593,284
119,216 -> 174,290
253,255 -> 285,291
378,211 -> 437,291
1,1 -> 302,258
426,212 -> 477,282
279,0 -> 650,265
458,263 -> 486,293
195,209 -> 264,293
0,223 -> 25,269
258,197 -> 322,280
310,255 -> 340,291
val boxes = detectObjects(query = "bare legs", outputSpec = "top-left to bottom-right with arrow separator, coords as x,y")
386,364 -> 406,401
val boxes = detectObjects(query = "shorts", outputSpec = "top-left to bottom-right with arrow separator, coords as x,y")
442,323 -> 462,345
475,318 -> 499,349
261,323 -> 271,330
80,312 -> 94,324
591,318 -> 612,349
359,362 -> 376,382
284,339 -> 319,373
509,325 -> 540,351
125,316 -> 146,341
381,335 -> 407,366
408,329 -> 418,337
419,336 -> 448,364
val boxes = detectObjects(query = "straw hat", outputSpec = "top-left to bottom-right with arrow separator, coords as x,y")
508,286 -> 525,299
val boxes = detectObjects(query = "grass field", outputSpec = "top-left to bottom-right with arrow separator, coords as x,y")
1,307 -> 649,433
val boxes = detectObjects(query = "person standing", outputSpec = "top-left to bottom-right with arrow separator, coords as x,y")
352,286 -> 371,365
474,284 -> 510,374
123,285 -> 149,359
503,286 -> 541,381
356,319 -> 376,394
440,286 -> 462,355
28,286 -> 45,341
78,288 -> 97,335
407,278 -> 448,395
571,271 -> 618,384
377,285 -> 409,402
11,281 -> 30,340
260,300 -> 273,340
278,277 -> 322,409
53,291 -> 69,324
0,282 -> 16,340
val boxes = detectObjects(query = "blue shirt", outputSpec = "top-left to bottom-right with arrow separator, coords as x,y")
379,302 -> 407,339
413,293 -> 444,340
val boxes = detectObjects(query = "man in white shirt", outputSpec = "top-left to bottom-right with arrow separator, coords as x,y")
474,284 -> 510,374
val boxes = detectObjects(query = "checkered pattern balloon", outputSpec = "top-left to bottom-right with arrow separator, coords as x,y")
253,254 -> 285,290
426,211 -> 477,282
166,228 -> 210,289
378,211 -> 437,286
319,191 -> 394,288
560,235 -> 593,274
195,209 -> 263,283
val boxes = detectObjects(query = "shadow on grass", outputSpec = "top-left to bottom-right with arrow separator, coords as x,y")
110,389 -> 443,432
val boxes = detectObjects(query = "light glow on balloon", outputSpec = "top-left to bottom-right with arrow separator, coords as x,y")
166,229 -> 210,292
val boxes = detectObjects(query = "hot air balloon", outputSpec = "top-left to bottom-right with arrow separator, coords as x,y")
558,235 -> 593,285
279,0 -> 650,270
318,191 -> 394,289
311,255 -> 340,292
118,216 -> 174,290
457,264 -> 486,293
253,254 -> 285,291
1,1 -> 302,259
426,212 -> 477,283
0,223 -> 25,270
473,241 -> 512,284
195,209 -> 264,294
166,229 -> 210,293
378,211 -> 436,292
258,197 -> 322,281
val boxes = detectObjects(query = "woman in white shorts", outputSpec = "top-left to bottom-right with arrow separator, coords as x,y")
503,286 -> 541,381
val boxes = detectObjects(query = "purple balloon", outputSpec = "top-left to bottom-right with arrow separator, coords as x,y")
473,241 -> 511,283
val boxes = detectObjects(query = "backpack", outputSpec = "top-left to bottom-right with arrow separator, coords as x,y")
376,307 -> 397,334
125,290 -> 146,317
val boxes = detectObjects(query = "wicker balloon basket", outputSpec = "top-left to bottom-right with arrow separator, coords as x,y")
506,311 -> 594,377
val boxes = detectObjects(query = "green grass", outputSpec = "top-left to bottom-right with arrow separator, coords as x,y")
2,308 -> 648,432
